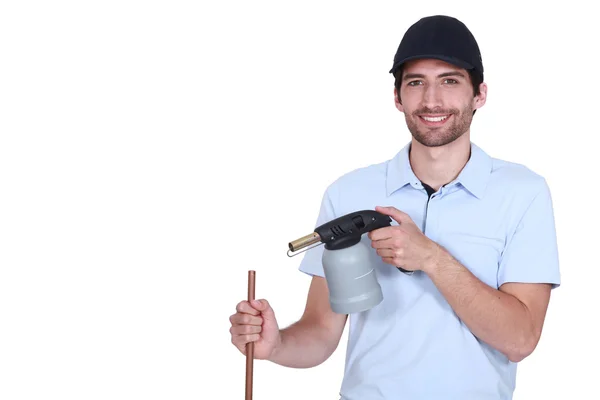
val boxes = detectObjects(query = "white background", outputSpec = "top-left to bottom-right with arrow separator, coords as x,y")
0,1 -> 597,399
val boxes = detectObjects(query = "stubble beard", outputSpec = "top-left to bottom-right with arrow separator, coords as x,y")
405,104 -> 474,147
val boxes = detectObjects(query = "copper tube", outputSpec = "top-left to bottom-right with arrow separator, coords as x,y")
246,270 -> 255,400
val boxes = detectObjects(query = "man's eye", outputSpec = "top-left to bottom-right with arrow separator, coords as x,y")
444,79 -> 458,84
408,81 -> 422,86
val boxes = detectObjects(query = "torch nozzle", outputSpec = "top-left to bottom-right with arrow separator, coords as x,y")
287,232 -> 322,257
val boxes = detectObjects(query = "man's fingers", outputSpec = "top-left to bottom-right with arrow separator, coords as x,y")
230,312 -> 263,326
375,206 -> 411,224
381,257 -> 397,267
375,248 -> 397,258
236,300 -> 260,315
370,236 -> 399,249
233,334 -> 260,344
368,226 -> 395,241
232,334 -> 260,348
250,299 -> 271,312
230,324 -> 262,335
250,299 -> 277,322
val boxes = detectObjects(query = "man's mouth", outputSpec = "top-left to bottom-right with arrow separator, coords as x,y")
418,114 -> 451,126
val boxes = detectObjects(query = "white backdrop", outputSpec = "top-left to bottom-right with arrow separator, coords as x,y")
0,1 -> 597,399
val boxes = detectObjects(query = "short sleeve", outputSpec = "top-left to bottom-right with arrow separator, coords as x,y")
297,186 -> 337,278
497,179 -> 561,288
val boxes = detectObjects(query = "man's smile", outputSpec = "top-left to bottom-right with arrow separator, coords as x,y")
418,114 -> 451,126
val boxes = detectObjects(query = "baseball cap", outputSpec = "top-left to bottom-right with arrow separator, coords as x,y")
389,15 -> 483,81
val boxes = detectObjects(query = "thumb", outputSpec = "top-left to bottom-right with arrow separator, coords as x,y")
251,299 -> 275,317
375,206 -> 410,224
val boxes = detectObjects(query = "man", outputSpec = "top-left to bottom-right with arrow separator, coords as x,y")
229,15 -> 560,399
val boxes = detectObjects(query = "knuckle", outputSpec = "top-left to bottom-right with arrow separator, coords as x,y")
243,325 -> 259,334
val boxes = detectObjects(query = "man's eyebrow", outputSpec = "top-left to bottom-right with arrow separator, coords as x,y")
438,71 -> 466,78
402,70 -> 467,81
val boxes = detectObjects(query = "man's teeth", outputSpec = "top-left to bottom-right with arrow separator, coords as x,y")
422,116 -> 448,122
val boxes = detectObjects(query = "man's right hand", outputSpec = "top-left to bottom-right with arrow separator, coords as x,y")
229,298 -> 281,360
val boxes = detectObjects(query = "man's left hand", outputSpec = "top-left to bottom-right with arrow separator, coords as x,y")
368,206 -> 441,272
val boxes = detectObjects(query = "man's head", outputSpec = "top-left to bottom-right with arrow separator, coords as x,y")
389,15 -> 486,147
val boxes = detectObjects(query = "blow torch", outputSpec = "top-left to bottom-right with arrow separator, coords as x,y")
288,209 -> 411,314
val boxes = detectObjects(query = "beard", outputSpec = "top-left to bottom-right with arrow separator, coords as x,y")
405,104 -> 474,147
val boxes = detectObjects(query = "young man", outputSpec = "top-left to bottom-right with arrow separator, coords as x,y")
229,15 -> 561,399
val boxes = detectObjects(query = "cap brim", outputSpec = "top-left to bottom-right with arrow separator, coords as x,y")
389,54 -> 474,74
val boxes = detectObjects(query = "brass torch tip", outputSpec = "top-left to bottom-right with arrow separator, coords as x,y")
288,232 -> 321,252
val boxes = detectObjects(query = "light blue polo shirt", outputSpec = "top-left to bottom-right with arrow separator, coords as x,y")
297,141 -> 561,400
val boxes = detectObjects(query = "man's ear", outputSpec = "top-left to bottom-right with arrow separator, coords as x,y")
473,82 -> 487,111
394,87 -> 405,113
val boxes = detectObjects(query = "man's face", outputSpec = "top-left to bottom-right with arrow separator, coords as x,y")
395,58 -> 486,147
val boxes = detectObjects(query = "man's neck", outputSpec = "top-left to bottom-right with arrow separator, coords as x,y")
409,134 -> 471,191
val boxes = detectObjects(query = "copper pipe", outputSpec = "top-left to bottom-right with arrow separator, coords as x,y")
246,270 -> 255,400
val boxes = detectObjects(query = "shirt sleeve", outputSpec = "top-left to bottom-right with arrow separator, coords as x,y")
297,185 -> 337,278
497,178 -> 561,288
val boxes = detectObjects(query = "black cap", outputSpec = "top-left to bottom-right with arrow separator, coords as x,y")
389,15 -> 483,81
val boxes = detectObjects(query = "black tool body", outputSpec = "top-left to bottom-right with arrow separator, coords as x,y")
314,209 -> 411,274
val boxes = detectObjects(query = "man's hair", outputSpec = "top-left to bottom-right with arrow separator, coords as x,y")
393,67 -> 483,115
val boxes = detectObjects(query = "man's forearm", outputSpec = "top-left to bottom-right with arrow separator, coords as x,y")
268,319 -> 339,368
424,247 -> 537,362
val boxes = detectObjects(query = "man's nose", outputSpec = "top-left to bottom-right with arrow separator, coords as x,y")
421,86 -> 443,109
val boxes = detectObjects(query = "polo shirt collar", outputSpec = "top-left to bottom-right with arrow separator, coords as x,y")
453,142 -> 492,199
386,141 -> 492,199
386,142 -> 418,196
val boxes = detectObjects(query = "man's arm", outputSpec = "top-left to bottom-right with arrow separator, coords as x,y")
424,249 -> 551,362
372,195 -> 559,363
268,276 -> 348,368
